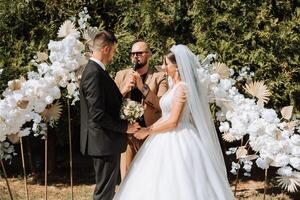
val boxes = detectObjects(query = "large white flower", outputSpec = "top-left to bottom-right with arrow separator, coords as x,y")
290,157 -> 300,170
256,157 -> 271,169
219,121 -> 230,132
261,109 -> 279,124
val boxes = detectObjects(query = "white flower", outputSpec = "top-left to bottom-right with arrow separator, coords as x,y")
45,96 -> 54,104
271,154 -> 290,167
219,79 -> 232,91
256,157 -> 270,169
290,157 -> 300,170
18,128 -> 31,137
291,134 -> 300,146
210,74 -> 220,83
244,172 -> 251,177
261,109 -> 279,123
226,147 -> 237,155
230,161 -> 240,175
67,82 -> 77,96
277,166 -> 293,177
219,121 -> 230,132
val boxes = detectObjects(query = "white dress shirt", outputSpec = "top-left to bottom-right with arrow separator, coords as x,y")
90,57 -> 106,71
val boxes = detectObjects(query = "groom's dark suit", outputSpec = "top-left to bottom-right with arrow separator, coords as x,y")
80,59 -> 128,200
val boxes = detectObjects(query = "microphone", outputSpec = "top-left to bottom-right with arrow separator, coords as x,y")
131,62 -> 138,90
132,62 -> 137,71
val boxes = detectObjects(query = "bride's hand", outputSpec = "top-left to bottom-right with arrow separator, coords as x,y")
134,128 -> 150,140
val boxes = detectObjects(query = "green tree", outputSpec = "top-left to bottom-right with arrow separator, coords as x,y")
190,0 -> 300,114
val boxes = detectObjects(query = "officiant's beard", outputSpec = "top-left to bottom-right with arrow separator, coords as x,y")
133,61 -> 147,70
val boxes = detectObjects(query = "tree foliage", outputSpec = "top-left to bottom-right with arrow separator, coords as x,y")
0,0 -> 299,114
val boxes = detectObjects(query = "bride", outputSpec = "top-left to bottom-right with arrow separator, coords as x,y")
114,45 -> 234,200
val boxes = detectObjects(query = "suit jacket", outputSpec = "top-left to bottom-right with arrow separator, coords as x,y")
115,67 -> 168,126
80,60 -> 128,156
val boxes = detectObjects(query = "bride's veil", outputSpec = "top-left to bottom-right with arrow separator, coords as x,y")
170,44 -> 228,179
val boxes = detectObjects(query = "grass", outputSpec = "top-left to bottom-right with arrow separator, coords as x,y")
0,178 -> 296,200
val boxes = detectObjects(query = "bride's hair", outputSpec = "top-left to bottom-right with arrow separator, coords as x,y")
164,51 -> 177,64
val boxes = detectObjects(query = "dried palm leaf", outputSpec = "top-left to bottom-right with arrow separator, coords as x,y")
236,146 -> 248,159
281,106 -> 293,120
212,62 -> 230,79
83,27 -> 98,46
287,120 -> 299,132
244,81 -> 271,104
57,20 -> 77,38
8,76 -> 26,91
222,132 -> 236,142
41,102 -> 62,122
277,172 -> 300,193
17,100 -> 29,109
36,52 -> 48,63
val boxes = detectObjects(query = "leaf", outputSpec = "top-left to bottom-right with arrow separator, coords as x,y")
222,132 -> 236,142
57,20 -> 77,38
287,120 -> 299,132
244,154 -> 259,161
83,27 -> 98,46
36,52 -> 48,63
236,146 -> 248,159
244,81 -> 271,104
277,172 -> 300,192
41,102 -> 62,122
8,76 -> 26,91
212,62 -> 230,79
281,106 -> 293,120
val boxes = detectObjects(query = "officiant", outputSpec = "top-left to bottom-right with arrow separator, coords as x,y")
115,40 -> 168,180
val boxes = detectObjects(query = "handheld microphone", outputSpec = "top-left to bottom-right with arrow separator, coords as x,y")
132,63 -> 137,71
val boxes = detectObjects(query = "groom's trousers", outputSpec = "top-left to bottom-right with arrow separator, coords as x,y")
93,154 -> 121,200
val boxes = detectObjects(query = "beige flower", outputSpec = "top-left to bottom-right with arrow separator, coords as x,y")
41,101 -> 62,122
244,81 -> 270,107
212,62 -> 230,79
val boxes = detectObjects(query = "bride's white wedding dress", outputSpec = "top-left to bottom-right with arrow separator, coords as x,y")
114,82 -> 234,200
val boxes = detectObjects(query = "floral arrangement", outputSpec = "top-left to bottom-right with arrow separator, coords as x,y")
120,99 -> 144,124
0,8 -> 96,159
198,56 -> 300,192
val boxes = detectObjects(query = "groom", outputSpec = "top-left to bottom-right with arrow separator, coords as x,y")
80,30 -> 140,200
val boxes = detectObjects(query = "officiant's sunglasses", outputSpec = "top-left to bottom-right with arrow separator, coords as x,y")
130,51 -> 149,57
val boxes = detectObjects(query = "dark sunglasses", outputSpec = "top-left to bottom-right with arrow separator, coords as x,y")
130,51 -> 148,56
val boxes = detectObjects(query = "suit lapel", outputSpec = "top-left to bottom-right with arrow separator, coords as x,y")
90,60 -> 123,101
145,68 -> 154,85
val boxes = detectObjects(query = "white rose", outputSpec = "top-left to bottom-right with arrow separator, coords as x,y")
290,157 -> 300,170
210,74 -> 220,83
277,166 -> 293,177
256,157 -> 270,169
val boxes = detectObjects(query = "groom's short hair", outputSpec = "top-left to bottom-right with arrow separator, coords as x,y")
93,30 -> 117,51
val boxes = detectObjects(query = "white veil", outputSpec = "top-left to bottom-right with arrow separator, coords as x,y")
170,44 -> 228,179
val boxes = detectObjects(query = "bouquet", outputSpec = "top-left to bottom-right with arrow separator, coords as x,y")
120,98 -> 144,123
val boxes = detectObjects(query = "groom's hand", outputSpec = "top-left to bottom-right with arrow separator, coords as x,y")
126,123 -> 140,134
